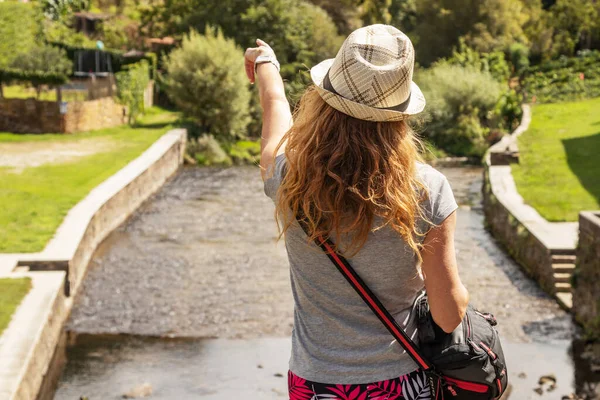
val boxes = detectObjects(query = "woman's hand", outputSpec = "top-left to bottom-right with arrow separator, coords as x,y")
244,39 -> 276,84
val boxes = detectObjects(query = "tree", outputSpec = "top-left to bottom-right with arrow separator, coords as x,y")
390,0 -> 418,34
360,0 -> 392,25
548,0 -> 598,56
463,0 -> 528,53
9,45 -> 72,98
307,0 -> 361,34
410,0 -> 529,65
0,2 -> 41,68
42,0 -> 89,21
163,27 -> 251,141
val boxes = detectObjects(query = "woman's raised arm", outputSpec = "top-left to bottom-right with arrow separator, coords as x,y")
244,39 -> 293,180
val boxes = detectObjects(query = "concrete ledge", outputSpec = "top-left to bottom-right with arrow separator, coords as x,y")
483,105 -> 577,304
0,128 -> 186,400
0,272 -> 67,400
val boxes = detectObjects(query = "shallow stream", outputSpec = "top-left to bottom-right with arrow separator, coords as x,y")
52,165 -> 598,399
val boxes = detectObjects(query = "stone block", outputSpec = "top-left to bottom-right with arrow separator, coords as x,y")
573,212 -> 600,339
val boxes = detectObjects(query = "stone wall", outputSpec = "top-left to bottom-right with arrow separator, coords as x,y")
573,212 -> 600,338
63,97 -> 127,133
482,166 -> 556,294
482,104 -> 578,309
0,98 -> 63,133
0,97 -> 127,134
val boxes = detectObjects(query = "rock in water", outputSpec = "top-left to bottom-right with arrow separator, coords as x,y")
122,383 -> 153,398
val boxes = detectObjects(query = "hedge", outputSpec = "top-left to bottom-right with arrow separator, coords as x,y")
0,68 -> 69,86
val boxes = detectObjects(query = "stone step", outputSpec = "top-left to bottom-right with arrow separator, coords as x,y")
552,263 -> 576,273
553,272 -> 572,284
551,254 -> 576,264
556,292 -> 573,310
550,248 -> 576,256
555,282 -> 572,293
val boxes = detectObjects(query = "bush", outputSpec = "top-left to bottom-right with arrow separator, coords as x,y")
163,27 -> 251,141
189,135 -> 232,166
508,43 -> 530,75
495,89 -> 523,132
418,64 -> 503,157
445,39 -> 510,82
227,140 -> 261,165
116,60 -> 150,124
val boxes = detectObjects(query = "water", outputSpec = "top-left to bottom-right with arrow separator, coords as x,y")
52,165 -> 598,399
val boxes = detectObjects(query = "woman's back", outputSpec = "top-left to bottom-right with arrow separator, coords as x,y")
265,154 -> 458,383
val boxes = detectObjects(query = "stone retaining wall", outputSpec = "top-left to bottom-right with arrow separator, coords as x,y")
482,166 -> 556,294
482,104 -> 578,308
573,212 -> 600,338
0,97 -> 127,134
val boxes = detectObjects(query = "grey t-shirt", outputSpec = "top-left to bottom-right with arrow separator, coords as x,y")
264,154 -> 458,384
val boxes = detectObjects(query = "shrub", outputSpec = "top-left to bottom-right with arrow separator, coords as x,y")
418,64 -> 503,157
189,135 -> 232,166
227,140 -> 261,165
495,89 -> 523,132
445,39 -> 510,82
508,43 -> 530,75
163,27 -> 251,141
116,60 -> 150,124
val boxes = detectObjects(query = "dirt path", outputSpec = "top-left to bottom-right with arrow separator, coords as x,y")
0,138 -> 113,172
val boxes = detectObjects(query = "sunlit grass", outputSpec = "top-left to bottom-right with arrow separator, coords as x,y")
0,278 -> 31,336
0,107 -> 180,252
3,85 -> 87,102
512,98 -> 600,221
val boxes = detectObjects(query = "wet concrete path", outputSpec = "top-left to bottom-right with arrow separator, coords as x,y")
55,165 -> 579,399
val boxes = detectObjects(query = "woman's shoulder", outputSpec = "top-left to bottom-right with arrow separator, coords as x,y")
415,162 -> 449,188
416,162 -> 457,225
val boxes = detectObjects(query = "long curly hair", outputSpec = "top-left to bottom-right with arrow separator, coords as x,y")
273,86 -> 428,259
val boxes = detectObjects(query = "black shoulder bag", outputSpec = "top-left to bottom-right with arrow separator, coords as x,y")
297,221 -> 508,400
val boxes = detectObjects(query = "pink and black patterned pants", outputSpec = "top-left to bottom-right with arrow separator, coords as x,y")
288,369 -> 432,400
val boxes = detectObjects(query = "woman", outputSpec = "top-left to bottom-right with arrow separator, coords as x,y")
245,24 -> 469,400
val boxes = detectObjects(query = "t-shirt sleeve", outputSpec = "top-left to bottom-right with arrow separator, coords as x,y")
420,167 -> 458,226
263,153 -> 287,201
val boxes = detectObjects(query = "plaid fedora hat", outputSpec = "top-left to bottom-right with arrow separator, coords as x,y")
310,24 -> 425,122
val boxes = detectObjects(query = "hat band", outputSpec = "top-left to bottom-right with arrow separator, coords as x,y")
323,68 -> 412,113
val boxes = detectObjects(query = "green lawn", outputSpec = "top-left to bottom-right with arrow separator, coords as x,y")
512,98 -> 600,222
0,278 -> 31,336
3,85 -> 87,102
0,107 -> 180,252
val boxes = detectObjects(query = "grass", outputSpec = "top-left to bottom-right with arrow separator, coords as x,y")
512,97 -> 600,221
3,85 -> 87,102
0,278 -> 31,336
0,107 -> 180,252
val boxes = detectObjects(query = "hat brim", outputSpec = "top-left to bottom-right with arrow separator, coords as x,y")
310,58 -> 426,122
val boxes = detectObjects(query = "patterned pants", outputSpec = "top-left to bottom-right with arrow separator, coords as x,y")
288,369 -> 432,400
